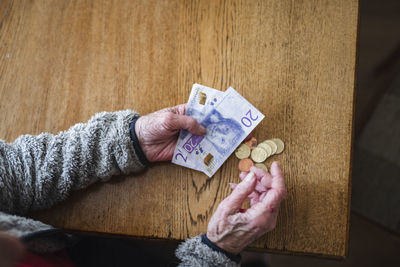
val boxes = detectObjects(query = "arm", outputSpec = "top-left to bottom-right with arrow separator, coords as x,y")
136,107 -> 286,266
175,235 -> 240,266
0,110 -> 144,215
175,162 -> 286,266
0,105 -> 205,216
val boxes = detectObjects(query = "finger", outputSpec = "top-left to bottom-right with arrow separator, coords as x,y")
252,190 -> 281,215
155,104 -> 187,115
169,114 -> 206,135
245,195 -> 279,222
260,175 -> 272,190
245,162 -> 286,218
239,172 -> 248,181
255,182 -> 268,194
239,176 -> 268,195
261,161 -> 286,210
229,183 -> 238,190
259,191 -> 267,202
250,166 -> 272,191
222,172 -> 257,213
245,202 -> 280,232
242,168 -> 269,192
248,191 -> 258,199
248,191 -> 260,205
250,167 -> 272,192
168,104 -> 187,115
269,162 -> 286,192
250,166 -> 267,179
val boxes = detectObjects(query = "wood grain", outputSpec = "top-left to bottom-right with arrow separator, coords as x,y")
0,0 -> 358,257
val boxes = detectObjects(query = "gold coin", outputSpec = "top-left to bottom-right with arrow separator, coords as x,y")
257,143 -> 272,157
251,147 -> 268,163
272,138 -> 285,154
254,163 -> 268,171
262,140 -> 277,155
235,144 -> 251,159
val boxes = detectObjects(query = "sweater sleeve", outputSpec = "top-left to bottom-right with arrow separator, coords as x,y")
175,235 -> 240,267
0,110 -> 146,215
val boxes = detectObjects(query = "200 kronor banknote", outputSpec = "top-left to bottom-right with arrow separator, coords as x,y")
172,84 -> 265,177
173,84 -> 224,172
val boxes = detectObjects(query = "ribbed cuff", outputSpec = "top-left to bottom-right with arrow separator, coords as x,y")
129,116 -> 150,166
201,234 -> 241,264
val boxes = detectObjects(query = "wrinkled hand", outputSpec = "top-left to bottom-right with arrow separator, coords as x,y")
206,162 -> 286,255
135,104 -> 206,162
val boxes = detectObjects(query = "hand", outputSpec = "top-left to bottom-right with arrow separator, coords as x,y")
206,162 -> 286,255
135,104 -> 206,162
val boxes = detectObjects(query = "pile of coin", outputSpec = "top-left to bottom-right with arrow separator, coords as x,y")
235,137 -> 284,172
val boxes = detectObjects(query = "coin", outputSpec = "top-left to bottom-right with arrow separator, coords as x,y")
238,158 -> 254,172
235,144 -> 251,159
254,163 -> 268,171
262,140 -> 277,155
257,143 -> 272,157
251,147 -> 268,163
245,137 -> 257,149
272,138 -> 285,154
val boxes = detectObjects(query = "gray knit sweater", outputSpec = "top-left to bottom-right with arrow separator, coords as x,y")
0,110 -> 237,266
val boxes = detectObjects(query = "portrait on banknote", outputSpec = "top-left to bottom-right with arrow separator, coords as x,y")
200,109 -> 244,154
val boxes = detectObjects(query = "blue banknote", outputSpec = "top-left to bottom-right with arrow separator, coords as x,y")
173,84 -> 224,172
173,85 -> 265,177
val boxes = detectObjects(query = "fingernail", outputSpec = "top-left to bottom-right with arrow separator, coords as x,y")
244,172 -> 255,182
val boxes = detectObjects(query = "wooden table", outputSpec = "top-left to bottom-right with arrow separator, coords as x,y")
0,0 -> 358,258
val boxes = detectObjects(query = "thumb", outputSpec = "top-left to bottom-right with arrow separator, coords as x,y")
224,172 -> 257,213
169,114 -> 206,135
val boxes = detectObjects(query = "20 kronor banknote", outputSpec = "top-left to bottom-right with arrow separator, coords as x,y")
172,84 -> 265,177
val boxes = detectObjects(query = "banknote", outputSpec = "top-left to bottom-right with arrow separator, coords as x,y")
173,86 -> 265,177
185,84 -> 224,127
172,84 -> 224,172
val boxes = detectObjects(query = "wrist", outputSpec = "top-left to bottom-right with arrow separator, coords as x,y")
129,116 -> 149,165
203,234 -> 241,263
206,232 -> 239,254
